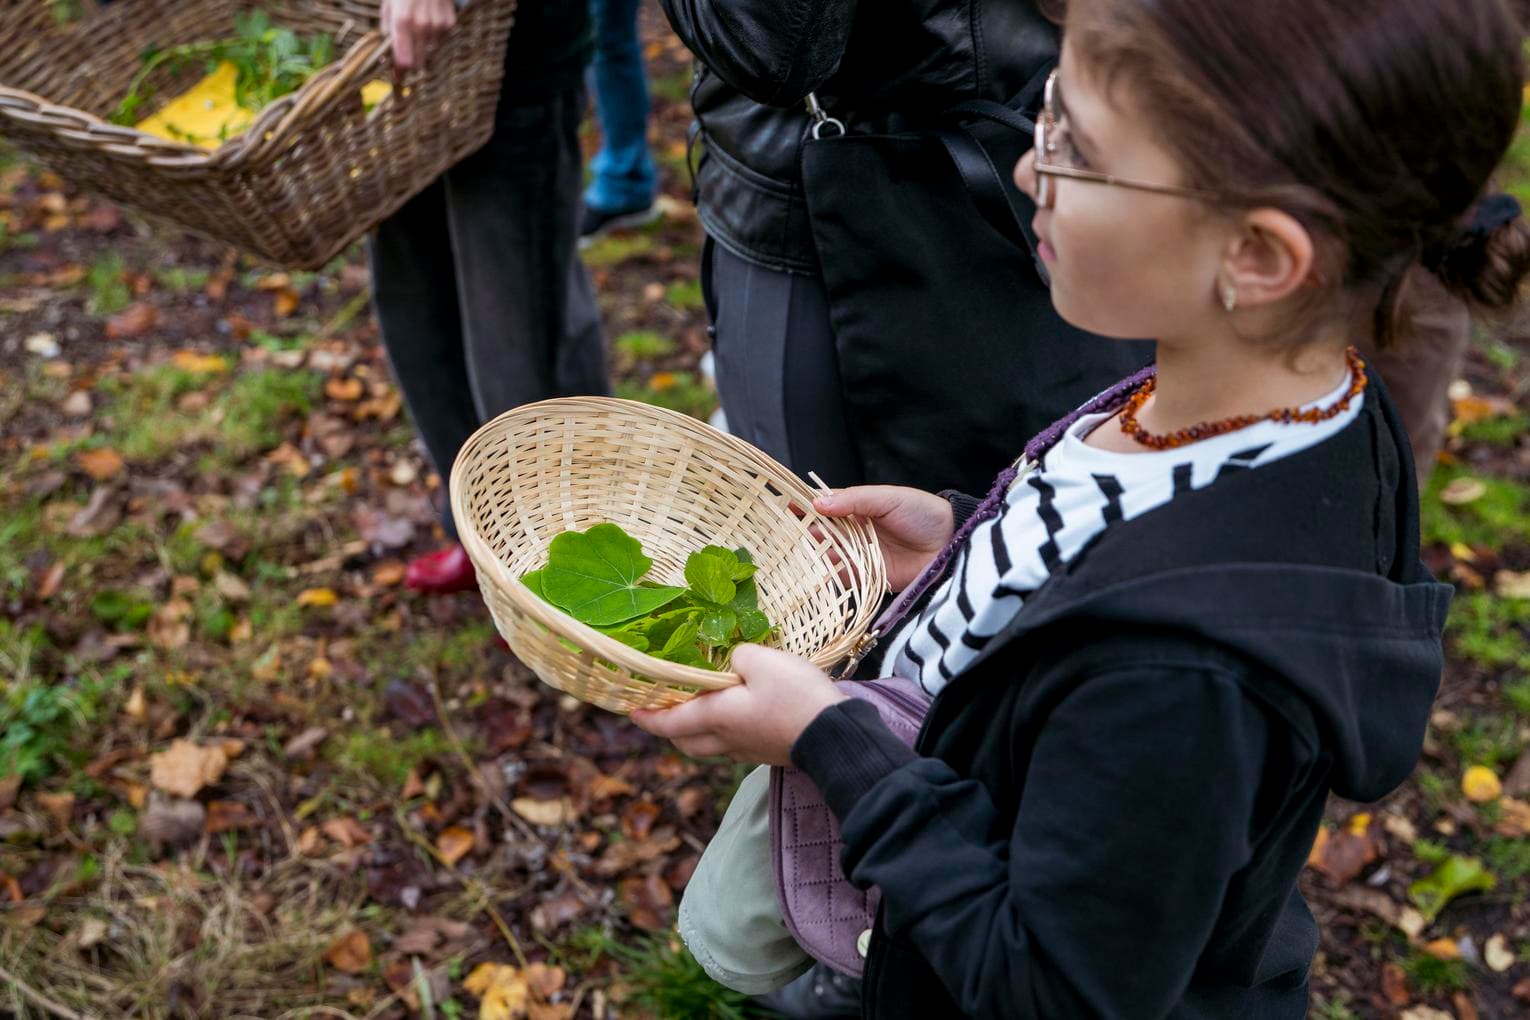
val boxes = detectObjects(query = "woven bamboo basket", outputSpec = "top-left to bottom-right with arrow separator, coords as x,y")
0,0 -> 515,268
450,398 -> 890,715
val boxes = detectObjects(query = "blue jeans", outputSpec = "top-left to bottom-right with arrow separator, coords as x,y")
584,0 -> 657,213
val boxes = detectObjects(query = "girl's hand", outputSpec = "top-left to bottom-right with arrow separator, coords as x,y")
814,486 -> 954,591
630,645 -> 846,766
381,0 -> 457,71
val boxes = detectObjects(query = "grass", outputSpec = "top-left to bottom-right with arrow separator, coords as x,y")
561,928 -> 773,1020
84,251 -> 130,316
329,726 -> 461,788
1459,414 -> 1530,448
1400,947 -> 1471,996
1450,713 -> 1523,770
614,330 -> 678,362
99,364 -> 319,464
650,67 -> 694,104
616,371 -> 717,421
1486,837 -> 1530,884
1504,677 -> 1530,718
581,232 -> 657,268
1445,592 -> 1530,672
665,278 -> 705,312
0,847 -> 371,1019
153,265 -> 211,293
1422,466 -> 1530,550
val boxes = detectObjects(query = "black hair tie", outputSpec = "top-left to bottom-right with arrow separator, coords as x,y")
1423,193 -> 1522,274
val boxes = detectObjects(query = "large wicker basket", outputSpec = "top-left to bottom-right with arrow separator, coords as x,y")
0,0 -> 515,268
450,398 -> 890,715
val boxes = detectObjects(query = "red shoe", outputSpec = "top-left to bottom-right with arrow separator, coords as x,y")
404,544 -> 478,594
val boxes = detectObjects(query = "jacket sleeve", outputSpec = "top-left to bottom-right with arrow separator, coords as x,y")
790,666 -> 1276,1019
657,0 -> 857,106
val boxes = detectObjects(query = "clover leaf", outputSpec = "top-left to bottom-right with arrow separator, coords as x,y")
541,524 -> 685,627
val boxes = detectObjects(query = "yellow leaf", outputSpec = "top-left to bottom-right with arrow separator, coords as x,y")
436,826 -> 475,867
149,739 -> 229,798
170,350 -> 228,374
1306,826 -> 1329,868
1462,765 -> 1502,803
1449,542 -> 1477,564
1422,937 -> 1461,961
296,587 -> 339,608
1345,812 -> 1371,837
464,962 -> 529,1020
360,79 -> 393,111
124,686 -> 147,722
325,376 -> 364,401
135,62 -> 255,149
273,288 -> 300,318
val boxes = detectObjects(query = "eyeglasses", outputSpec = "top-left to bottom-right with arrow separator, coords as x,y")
1033,69 -> 1229,210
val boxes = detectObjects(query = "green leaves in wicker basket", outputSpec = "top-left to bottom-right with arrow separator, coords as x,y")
523,524 -> 777,670
112,11 -> 335,127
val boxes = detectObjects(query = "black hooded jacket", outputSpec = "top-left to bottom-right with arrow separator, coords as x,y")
791,376 -> 1452,1018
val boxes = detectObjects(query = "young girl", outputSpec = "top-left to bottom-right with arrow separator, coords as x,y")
634,0 -> 1529,1015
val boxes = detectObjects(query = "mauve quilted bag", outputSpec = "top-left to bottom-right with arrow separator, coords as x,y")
768,676 -> 930,978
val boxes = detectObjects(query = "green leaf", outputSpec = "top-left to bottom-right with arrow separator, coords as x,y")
737,609 -> 771,642
1408,854 -> 1496,922
596,624 -> 650,652
698,545 -> 758,582
541,524 -> 685,626
698,609 -> 738,647
651,619 -> 713,669
521,569 -> 547,599
684,549 -> 736,605
729,575 -> 759,612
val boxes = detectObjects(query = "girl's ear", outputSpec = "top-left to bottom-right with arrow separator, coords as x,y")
1221,208 -> 1316,309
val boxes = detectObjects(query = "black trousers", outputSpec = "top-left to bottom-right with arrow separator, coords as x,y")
369,85 -> 608,538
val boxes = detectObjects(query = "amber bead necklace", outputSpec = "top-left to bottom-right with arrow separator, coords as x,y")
1117,346 -> 1367,451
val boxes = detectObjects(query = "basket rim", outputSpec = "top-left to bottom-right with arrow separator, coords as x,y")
448,396 -> 889,690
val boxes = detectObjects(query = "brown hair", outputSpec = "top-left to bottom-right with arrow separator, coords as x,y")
1057,0 -> 1530,345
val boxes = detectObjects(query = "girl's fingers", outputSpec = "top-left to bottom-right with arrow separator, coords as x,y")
673,735 -> 730,758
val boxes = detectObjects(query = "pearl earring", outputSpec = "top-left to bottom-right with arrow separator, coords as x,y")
1220,282 -> 1238,313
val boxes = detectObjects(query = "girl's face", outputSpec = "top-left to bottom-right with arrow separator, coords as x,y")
1014,46 -> 1232,343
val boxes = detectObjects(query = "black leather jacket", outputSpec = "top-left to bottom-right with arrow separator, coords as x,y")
660,1 -> 1062,273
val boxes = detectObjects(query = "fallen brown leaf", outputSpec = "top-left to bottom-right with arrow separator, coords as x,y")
35,791 -> 74,830
324,930 -> 372,973
321,817 -> 372,849
619,872 -> 674,931
205,800 -> 257,834
531,891 -> 588,933
1381,962 -> 1409,1006
273,287 -> 300,318
105,302 -> 158,339
436,826 -> 475,867
622,800 -> 662,841
75,447 -> 124,481
149,739 -> 229,798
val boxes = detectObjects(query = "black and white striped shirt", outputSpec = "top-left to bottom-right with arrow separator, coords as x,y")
886,374 -> 1364,694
